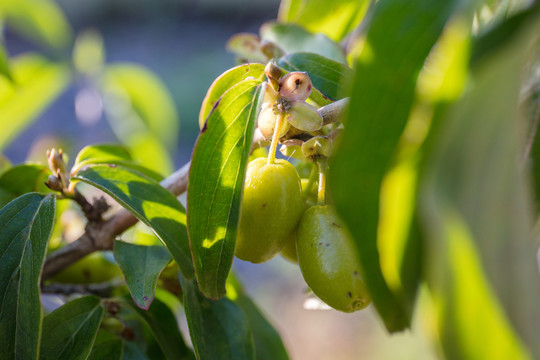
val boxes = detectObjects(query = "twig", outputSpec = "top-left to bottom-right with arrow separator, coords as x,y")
42,279 -> 124,297
41,99 -> 349,280
320,98 -> 349,125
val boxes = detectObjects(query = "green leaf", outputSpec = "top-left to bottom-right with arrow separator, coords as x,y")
260,22 -> 346,63
73,164 -> 194,279
199,63 -> 265,128
420,7 -> 540,358
0,0 -> 73,49
278,0 -> 370,41
187,79 -> 263,299
182,277 -> 254,360
277,52 -> 352,101
121,296 -> 194,360
227,275 -> 289,360
114,240 -> 172,310
88,339 -> 123,360
0,42 -> 12,81
0,54 -> 70,151
40,296 -> 104,360
103,63 -> 179,150
328,0 -> 457,332
0,193 -> 56,360
71,144 -> 163,181
0,164 -> 51,209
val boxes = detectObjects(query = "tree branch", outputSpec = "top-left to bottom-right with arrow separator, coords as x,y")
41,99 -> 349,280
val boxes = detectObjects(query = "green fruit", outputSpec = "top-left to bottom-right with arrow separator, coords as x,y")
280,179 -> 317,263
50,252 -> 121,284
236,158 -> 304,263
297,205 -> 370,312
281,230 -> 298,263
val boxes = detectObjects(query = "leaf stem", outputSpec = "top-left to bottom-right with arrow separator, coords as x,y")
267,113 -> 284,164
317,159 -> 328,205
303,164 -> 318,199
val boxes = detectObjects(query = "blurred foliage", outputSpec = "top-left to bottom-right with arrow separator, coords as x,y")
0,0 -> 540,359
0,0 -> 72,50
0,54 -> 70,152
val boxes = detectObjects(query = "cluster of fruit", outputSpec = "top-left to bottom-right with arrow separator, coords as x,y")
235,63 -> 371,313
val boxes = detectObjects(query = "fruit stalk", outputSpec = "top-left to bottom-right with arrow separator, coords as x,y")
267,113 -> 285,164
317,159 -> 328,205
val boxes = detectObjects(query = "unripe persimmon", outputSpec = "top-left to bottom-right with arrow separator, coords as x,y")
236,158 -> 303,263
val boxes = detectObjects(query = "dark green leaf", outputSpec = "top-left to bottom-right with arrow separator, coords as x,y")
121,296 -> 194,360
278,0 -> 370,41
227,275 -> 289,360
88,339 -> 123,360
199,63 -> 265,128
71,144 -> 163,181
0,164 -> 51,208
420,7 -> 540,358
260,22 -> 346,63
182,277 -> 254,360
187,79 -> 263,299
0,193 -> 55,360
73,164 -> 194,278
329,0 -> 457,332
40,296 -> 104,360
114,240 -> 172,310
278,52 -> 352,101
0,54 -> 70,151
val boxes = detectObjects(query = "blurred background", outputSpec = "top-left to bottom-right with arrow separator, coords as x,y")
2,0 -> 437,358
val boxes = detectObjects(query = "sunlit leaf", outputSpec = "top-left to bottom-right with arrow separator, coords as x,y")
73,164 -> 194,279
0,164 -> 51,208
227,274 -> 289,360
277,52 -> 352,101
329,0 -> 457,332
40,296 -> 104,360
0,0 -> 72,49
114,240 -> 172,310
0,193 -> 56,359
0,54 -> 70,151
71,143 -> 163,181
260,22 -> 346,63
278,0 -> 370,41
420,7 -> 540,358
187,80 -> 263,299
103,63 -> 179,150
182,276 -> 254,360
199,63 -> 265,128
120,296 -> 195,360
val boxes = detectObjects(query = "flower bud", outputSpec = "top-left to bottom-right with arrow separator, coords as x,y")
285,102 -> 322,132
264,61 -> 282,92
47,148 -> 66,175
279,72 -> 312,102
45,174 -> 64,191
